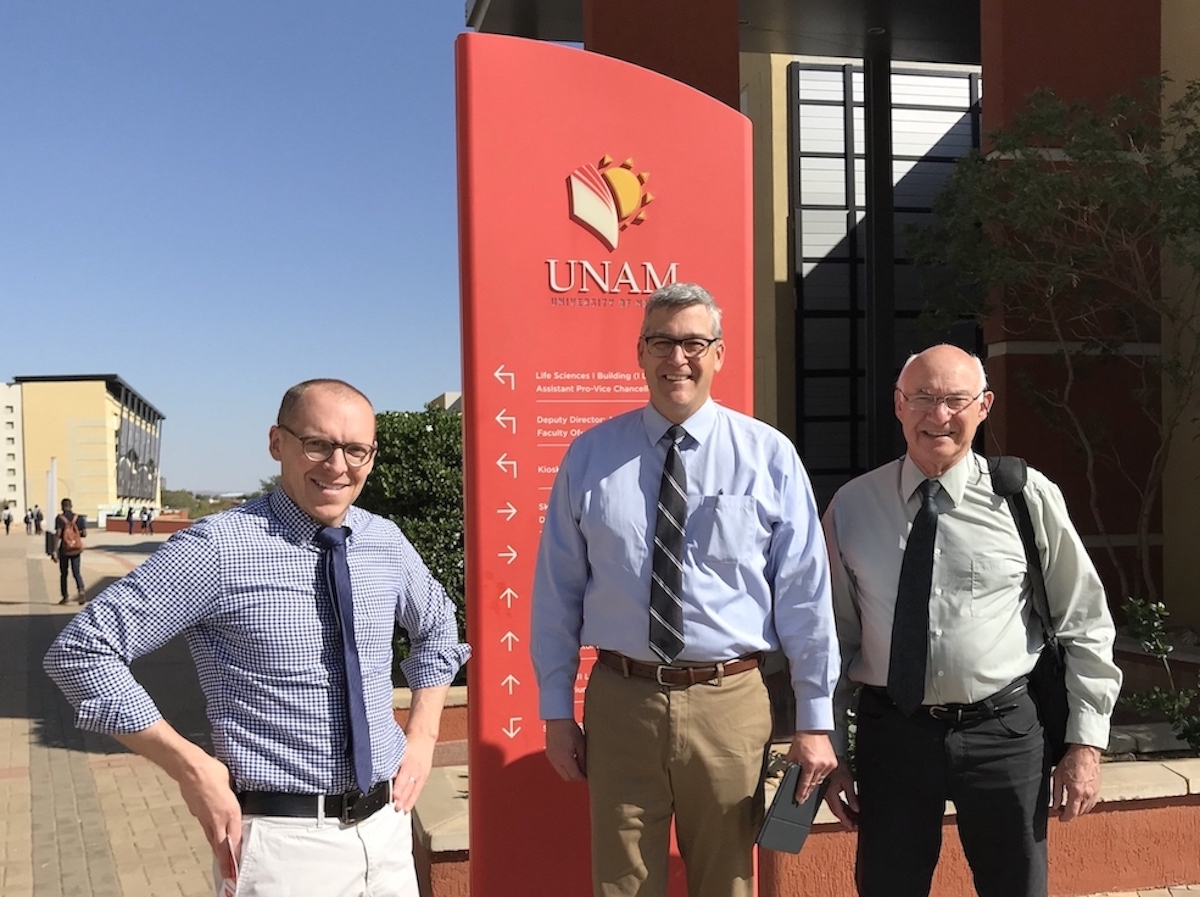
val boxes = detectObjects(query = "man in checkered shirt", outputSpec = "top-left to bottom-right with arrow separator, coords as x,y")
45,379 -> 470,897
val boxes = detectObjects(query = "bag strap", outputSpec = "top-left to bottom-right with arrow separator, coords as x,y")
987,456 -> 1056,647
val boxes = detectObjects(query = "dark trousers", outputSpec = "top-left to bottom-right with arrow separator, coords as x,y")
854,686 -> 1050,897
58,552 -> 84,599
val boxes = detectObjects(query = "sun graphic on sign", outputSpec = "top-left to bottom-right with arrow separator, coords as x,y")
567,155 -> 654,250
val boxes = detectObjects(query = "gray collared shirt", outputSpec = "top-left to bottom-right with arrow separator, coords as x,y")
822,452 -> 1121,753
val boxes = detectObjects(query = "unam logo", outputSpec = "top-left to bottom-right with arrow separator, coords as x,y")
567,155 -> 653,250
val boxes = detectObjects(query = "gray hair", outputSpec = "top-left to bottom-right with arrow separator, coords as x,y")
896,347 -> 988,392
642,282 -> 723,338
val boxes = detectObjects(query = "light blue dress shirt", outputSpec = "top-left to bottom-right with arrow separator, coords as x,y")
44,489 -> 470,794
531,400 -> 839,730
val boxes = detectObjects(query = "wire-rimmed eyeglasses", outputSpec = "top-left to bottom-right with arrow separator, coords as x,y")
897,389 -> 986,414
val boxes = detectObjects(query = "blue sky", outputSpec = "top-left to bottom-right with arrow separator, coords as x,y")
1,2 -> 468,493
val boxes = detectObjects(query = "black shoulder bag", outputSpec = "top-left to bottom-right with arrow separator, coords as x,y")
988,456 -> 1070,765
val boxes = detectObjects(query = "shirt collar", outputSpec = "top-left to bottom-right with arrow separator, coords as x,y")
268,488 -> 366,545
899,451 -> 979,508
640,399 -> 719,447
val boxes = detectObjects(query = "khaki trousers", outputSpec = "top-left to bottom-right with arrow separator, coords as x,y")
583,662 -> 772,897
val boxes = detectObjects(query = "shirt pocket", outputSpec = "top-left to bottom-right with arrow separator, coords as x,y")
969,555 -> 1027,618
690,495 -> 759,564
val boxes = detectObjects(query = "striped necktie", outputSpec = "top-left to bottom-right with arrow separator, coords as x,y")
649,425 -> 687,662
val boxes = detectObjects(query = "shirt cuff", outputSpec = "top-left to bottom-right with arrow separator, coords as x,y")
1067,708 -> 1111,751
794,696 -> 834,733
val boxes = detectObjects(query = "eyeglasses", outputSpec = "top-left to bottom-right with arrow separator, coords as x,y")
276,423 -> 377,467
641,336 -> 721,358
897,390 -> 986,413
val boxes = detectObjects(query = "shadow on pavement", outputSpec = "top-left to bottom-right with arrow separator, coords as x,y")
2,611 -> 213,755
91,541 -> 167,555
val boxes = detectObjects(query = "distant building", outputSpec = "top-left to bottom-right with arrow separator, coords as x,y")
10,375 -> 164,523
1,382 -> 26,515
427,391 -> 463,412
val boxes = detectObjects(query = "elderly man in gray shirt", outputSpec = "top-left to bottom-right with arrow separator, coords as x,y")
821,344 -> 1121,897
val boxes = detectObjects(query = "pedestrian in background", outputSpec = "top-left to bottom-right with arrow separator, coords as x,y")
127,506 -> 135,535
2,506 -> 12,535
51,498 -> 87,605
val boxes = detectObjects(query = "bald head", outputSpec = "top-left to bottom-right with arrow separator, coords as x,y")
894,345 -> 993,478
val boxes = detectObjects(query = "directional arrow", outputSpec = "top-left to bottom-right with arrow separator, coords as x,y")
502,716 -> 522,739
498,587 -> 518,608
501,674 -> 520,695
496,454 -> 518,477
496,502 -> 517,521
494,365 -> 516,390
495,408 -> 517,433
500,631 -> 520,651
498,545 -> 518,565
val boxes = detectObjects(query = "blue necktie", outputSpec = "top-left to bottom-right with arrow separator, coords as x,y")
315,526 -> 373,793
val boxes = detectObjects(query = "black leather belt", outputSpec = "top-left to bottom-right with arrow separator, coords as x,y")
597,649 -> 764,687
866,678 -> 1028,723
237,780 -> 390,825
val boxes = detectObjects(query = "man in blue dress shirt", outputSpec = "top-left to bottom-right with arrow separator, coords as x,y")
45,379 -> 470,897
531,283 -> 840,897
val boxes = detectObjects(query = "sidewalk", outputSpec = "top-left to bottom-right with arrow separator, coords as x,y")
0,528 -> 211,897
0,525 -> 1198,897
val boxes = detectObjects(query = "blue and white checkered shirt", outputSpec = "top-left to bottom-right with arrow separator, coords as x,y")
44,489 -> 470,793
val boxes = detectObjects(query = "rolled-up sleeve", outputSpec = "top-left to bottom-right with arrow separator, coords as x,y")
43,528 -> 221,734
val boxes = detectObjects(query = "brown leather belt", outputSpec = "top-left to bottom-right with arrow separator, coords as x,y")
596,649 -> 763,687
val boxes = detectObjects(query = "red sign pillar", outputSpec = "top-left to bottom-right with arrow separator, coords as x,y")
457,33 -> 752,896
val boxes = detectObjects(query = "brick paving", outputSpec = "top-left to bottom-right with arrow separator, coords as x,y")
0,525 -> 1196,897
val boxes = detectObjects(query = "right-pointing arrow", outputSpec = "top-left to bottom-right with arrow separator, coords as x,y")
498,545 -> 518,565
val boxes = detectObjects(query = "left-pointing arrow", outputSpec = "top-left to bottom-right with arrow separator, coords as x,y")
496,454 -> 518,477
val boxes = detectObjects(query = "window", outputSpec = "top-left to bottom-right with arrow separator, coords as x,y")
4,469 -> 13,477
6,485 -> 14,493
3,405 -> 11,413
3,422 -> 11,430
4,454 -> 12,461
4,437 -> 12,445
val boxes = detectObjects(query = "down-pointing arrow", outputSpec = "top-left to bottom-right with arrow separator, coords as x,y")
502,716 -> 522,738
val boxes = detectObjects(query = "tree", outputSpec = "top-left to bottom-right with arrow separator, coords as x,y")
355,407 -> 465,680
912,79 -> 1200,605
245,475 -> 281,499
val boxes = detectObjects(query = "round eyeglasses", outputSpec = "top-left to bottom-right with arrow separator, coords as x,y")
276,423 -> 377,467
641,336 -> 721,359
897,390 -> 986,414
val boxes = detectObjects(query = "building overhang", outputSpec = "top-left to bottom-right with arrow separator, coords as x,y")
13,375 -> 166,422
465,0 -> 980,65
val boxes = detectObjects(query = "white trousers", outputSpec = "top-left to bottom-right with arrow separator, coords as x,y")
214,804 -> 419,897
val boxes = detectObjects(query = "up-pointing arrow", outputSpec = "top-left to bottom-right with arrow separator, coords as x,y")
496,454 -> 518,477
498,545 -> 518,565
496,502 -> 517,521
501,674 -> 520,695
502,716 -> 522,739
498,588 -> 518,608
500,631 -> 520,651
494,365 -> 515,389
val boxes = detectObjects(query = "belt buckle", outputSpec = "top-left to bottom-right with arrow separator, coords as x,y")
339,786 -> 365,824
655,665 -> 679,686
